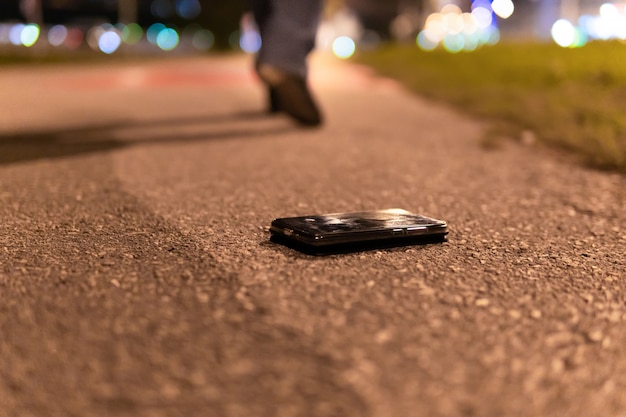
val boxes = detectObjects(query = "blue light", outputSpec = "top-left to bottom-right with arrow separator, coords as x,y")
239,30 -> 261,53
417,30 -> 438,51
147,23 -> 166,44
48,24 -> 68,46
9,24 -> 25,46
332,36 -> 356,59
99,31 -> 122,54
176,0 -> 201,19
156,28 -> 179,50
442,33 -> 464,53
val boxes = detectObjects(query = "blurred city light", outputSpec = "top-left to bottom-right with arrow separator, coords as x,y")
239,30 -> 261,53
316,8 -> 363,53
86,24 -> 123,54
332,35 -> 356,59
156,27 -> 179,50
122,23 -> 143,45
20,24 -> 40,47
0,24 -> 10,44
238,13 -> 261,54
552,18 -> 588,47
184,25 -> 214,51
9,24 -> 25,46
491,0 -> 514,19
551,19 -> 578,47
176,0 -> 201,19
64,28 -> 84,50
443,33 -> 465,53
471,7 -> 493,28
417,3 -> 500,52
417,30 -> 438,51
4,0 -> 626,58
47,24 -> 68,47
549,2 -> 626,47
99,30 -> 122,54
147,23 -> 166,44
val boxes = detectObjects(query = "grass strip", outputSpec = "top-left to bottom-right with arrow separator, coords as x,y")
356,41 -> 626,173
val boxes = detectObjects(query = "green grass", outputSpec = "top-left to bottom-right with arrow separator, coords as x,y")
356,41 -> 626,172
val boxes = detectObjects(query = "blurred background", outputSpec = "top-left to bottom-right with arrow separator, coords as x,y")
1,0 -> 625,58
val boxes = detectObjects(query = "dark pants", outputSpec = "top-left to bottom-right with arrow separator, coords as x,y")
250,0 -> 323,78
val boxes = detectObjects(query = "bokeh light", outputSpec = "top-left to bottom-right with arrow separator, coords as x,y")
417,30 -> 438,51
176,0 -> 201,19
0,24 -> 10,44
418,3 -> 500,52
9,24 -> 25,46
491,0 -> 514,19
86,25 -> 105,50
442,33 -> 465,53
463,32 -> 480,51
549,3 -> 626,45
471,7 -> 494,28
122,23 -> 143,45
332,36 -> 356,59
190,28 -> 214,51
441,4 -> 462,15
64,28 -> 84,49
48,24 -> 68,46
599,3 -> 620,17
98,30 -> 122,54
240,29 -> 261,53
20,24 -> 40,47
551,19 -> 577,47
147,23 -> 166,44
156,27 -> 179,50
315,8 -> 363,53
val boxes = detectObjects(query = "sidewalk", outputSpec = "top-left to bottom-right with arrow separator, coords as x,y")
1,53 -> 625,417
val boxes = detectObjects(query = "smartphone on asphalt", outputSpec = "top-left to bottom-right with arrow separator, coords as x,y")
269,208 -> 448,255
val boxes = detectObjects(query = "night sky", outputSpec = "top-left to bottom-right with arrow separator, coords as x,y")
0,0 -> 120,23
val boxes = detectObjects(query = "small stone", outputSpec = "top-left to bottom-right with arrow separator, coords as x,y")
551,358 -> 565,373
375,329 -> 392,344
489,307 -> 503,316
607,311 -> 621,323
508,309 -> 522,319
475,298 -> 490,307
546,331 -> 577,348
419,285 -> 436,296
587,330 -> 603,343
530,309 -> 542,319
110,279 -> 121,288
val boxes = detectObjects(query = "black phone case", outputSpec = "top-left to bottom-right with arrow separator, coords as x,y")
269,209 -> 448,255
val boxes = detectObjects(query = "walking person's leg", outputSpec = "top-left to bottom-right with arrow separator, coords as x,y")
250,0 -> 323,126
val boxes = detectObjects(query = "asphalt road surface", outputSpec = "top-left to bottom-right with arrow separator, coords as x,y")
1,54 -> 625,417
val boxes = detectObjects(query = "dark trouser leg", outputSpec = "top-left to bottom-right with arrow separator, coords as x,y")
251,0 -> 322,78
249,0 -> 323,126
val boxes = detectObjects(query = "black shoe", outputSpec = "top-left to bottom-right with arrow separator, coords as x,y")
268,86 -> 280,113
257,64 -> 322,127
